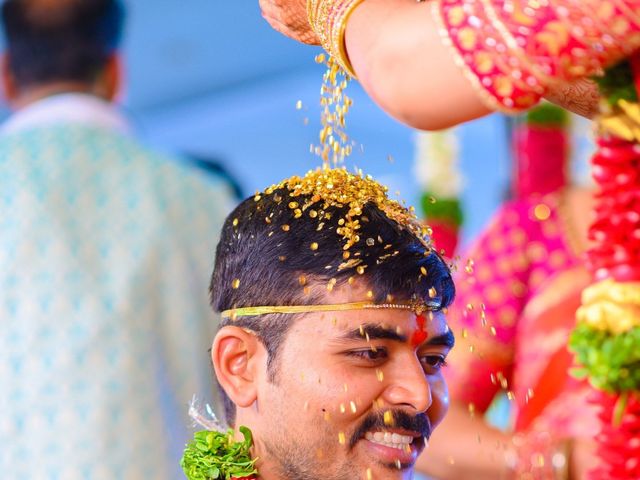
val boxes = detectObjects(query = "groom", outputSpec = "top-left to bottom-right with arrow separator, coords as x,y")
206,169 -> 456,480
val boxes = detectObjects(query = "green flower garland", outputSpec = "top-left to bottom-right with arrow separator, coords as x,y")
420,192 -> 464,227
593,60 -> 638,105
569,324 -> 640,393
181,426 -> 258,480
525,102 -> 569,127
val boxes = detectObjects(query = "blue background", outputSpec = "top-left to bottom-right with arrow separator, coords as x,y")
0,1 -> 514,245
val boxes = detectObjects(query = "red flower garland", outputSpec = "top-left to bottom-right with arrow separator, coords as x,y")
588,391 -> 640,480
587,135 -> 640,282
583,54 -> 640,479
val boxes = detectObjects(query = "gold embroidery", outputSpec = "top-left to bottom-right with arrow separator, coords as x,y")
489,235 -> 506,253
597,1 -> 615,19
499,305 -> 518,327
530,268 -> 548,289
497,257 -> 513,275
533,203 -> 551,222
526,242 -> 547,262
476,265 -> 493,282
495,76 -> 515,97
536,21 -> 570,57
541,219 -> 559,237
549,251 -> 567,269
510,228 -> 527,246
475,52 -> 494,74
514,253 -> 530,271
511,280 -> 528,298
459,27 -> 478,50
448,5 -> 465,26
486,284 -> 505,304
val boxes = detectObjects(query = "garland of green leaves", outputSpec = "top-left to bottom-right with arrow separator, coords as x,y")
181,426 -> 258,480
570,323 -> 640,394
525,101 -> 569,127
420,193 -> 464,227
592,60 -> 638,105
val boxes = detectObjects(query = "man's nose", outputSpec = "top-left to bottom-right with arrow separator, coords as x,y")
381,356 -> 432,413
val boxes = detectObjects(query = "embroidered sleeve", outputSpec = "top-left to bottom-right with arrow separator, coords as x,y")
433,0 -> 640,113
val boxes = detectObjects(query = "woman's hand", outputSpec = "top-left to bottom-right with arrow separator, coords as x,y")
544,78 -> 601,119
258,0 -> 320,45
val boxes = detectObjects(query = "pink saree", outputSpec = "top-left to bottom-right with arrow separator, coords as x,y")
445,192 -> 600,438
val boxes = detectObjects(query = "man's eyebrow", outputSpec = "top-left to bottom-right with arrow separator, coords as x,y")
342,323 -> 408,343
426,329 -> 456,349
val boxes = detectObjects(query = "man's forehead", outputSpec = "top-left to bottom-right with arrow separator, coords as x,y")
338,307 -> 447,325
317,309 -> 451,339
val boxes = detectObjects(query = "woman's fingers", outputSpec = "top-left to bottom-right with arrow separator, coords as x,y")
258,0 -> 320,45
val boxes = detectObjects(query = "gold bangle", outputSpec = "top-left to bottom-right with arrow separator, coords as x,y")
332,0 -> 364,76
307,0 -> 364,77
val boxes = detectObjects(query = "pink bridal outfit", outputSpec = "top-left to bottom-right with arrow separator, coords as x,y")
445,191 -> 601,439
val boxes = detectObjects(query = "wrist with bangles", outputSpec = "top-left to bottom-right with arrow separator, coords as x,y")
504,431 -> 572,480
307,0 -> 364,76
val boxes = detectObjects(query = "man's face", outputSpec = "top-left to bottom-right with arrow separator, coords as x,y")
250,285 -> 454,480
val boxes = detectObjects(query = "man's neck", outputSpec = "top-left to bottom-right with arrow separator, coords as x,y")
12,82 -> 108,111
1,88 -> 129,137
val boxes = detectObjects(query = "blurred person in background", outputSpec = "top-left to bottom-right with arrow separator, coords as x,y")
415,105 -> 599,479
0,0 -> 235,478
186,153 -> 245,201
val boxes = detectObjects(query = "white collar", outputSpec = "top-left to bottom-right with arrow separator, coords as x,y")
0,93 -> 132,136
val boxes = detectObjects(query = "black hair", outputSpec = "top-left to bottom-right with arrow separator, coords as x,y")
210,184 -> 455,425
1,0 -> 125,88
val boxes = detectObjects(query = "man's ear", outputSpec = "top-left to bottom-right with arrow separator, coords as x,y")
212,326 -> 262,409
1,54 -> 19,105
98,53 -> 122,101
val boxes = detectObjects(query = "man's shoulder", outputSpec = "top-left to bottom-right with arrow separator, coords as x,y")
0,123 -> 237,226
1,124 -> 232,193
0,123 -> 142,161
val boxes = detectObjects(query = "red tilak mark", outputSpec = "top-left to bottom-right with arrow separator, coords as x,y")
411,314 -> 428,347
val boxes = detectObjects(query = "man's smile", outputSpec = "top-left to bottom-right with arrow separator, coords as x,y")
361,429 -> 425,466
364,431 -> 415,449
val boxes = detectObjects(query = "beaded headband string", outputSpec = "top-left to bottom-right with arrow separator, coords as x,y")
221,300 -> 438,320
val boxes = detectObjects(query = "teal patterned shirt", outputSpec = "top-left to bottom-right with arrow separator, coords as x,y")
0,123 -> 234,479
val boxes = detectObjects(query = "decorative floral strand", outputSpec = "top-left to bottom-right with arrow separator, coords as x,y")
414,129 -> 464,256
512,103 -> 570,198
569,56 -> 640,480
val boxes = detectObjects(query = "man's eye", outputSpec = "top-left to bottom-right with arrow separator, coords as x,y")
420,355 -> 447,373
348,348 -> 388,361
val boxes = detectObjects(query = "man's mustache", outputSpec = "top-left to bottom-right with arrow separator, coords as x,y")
349,410 -> 431,449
